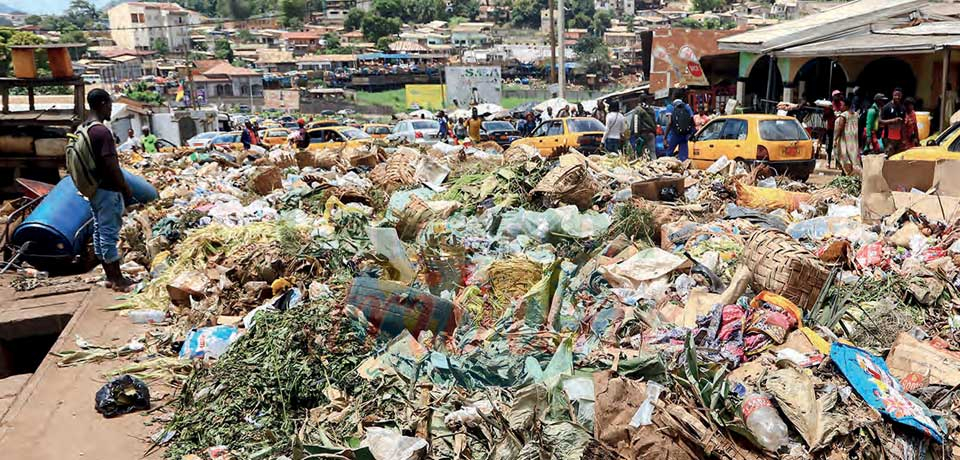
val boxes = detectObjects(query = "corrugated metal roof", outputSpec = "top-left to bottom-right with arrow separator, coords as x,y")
718,0 -> 926,53
874,21 -> 960,35
775,30 -> 959,57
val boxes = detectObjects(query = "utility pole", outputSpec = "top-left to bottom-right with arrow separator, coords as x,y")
548,0 -> 557,88
557,0 -> 566,100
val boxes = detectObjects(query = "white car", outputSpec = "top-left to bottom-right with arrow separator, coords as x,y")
388,119 -> 441,145
186,131 -> 220,150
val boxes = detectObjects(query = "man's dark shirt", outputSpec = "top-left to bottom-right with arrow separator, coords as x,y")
88,123 -> 131,199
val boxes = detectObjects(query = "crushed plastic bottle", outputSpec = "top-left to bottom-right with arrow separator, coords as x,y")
742,392 -> 788,451
129,309 -> 167,324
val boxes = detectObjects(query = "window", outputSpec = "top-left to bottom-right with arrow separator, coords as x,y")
411,120 -> 439,130
393,122 -> 408,133
131,13 -> 140,23
545,120 -> 564,136
568,118 -> 604,133
948,134 -> 960,153
759,119 -> 809,141
340,128 -> 371,140
697,120 -> 725,141
720,119 -> 748,140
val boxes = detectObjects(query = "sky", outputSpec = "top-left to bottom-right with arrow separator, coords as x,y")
3,0 -> 113,15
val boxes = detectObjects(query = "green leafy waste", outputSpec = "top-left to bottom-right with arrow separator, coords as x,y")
161,299 -> 375,459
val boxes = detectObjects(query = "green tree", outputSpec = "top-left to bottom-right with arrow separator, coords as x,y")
65,0 -> 103,30
59,26 -> 87,59
127,81 -> 164,105
624,15 -> 635,31
510,0 -> 542,28
566,0 -> 595,28
590,9 -> 611,36
361,14 -> 401,42
279,0 -> 307,28
677,17 -> 734,29
24,15 -> 42,26
372,0 -> 405,19
237,29 -> 254,43
152,37 -> 170,55
691,0 -> 725,12
214,38 -> 234,61
450,0 -> 479,20
217,0 -> 252,19
8,31 -> 44,47
376,36 -> 395,52
344,8 -> 365,31
575,36 -> 610,74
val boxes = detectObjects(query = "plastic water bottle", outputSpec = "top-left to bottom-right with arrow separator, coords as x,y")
742,393 -> 788,451
129,309 -> 166,324
612,188 -> 633,202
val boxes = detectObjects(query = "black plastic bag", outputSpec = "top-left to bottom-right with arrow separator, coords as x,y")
94,374 -> 150,418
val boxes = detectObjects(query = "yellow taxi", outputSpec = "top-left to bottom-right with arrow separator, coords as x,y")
306,126 -> 373,150
306,119 -> 340,129
510,117 -> 605,157
362,123 -> 392,139
890,122 -> 960,160
210,131 -> 244,150
688,114 -> 815,180
259,128 -> 290,146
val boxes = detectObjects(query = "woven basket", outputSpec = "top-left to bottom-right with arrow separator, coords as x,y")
742,230 -> 829,310
532,163 -> 598,210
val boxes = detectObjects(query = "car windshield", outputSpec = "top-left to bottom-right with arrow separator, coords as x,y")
759,119 -> 809,141
568,118 -> 605,133
366,126 -> 390,134
483,121 -> 514,131
214,134 -> 237,143
411,120 -> 439,130
339,128 -> 371,140
935,122 -> 960,145
193,132 -> 218,141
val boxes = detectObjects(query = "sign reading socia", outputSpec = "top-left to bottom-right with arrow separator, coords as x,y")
444,66 -> 502,107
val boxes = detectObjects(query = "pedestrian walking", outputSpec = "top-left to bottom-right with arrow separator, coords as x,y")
627,102 -> 657,160
436,111 -> 449,141
602,101 -> 625,154
664,98 -> 695,161
881,88 -> 906,156
864,93 -> 885,155
833,98 -> 861,176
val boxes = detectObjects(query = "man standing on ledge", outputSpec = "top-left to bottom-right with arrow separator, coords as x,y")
85,89 -> 135,292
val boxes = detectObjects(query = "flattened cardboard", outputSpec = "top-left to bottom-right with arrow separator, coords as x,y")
861,156 -> 960,222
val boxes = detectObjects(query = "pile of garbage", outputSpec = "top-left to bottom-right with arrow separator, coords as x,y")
15,136 -> 960,460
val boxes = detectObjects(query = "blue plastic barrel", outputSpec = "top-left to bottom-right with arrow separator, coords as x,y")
11,170 -> 158,265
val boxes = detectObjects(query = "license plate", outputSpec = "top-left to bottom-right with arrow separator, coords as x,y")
785,146 -> 798,156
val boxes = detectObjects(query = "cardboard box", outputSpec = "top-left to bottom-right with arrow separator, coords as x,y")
631,177 -> 685,201
862,156 -> 960,222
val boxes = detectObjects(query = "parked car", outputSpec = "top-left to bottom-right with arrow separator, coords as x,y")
306,126 -> 373,150
307,119 -> 339,129
186,131 -> 220,151
259,128 -> 291,146
510,117 -> 605,157
210,131 -> 243,150
480,121 -> 521,148
890,122 -> 960,160
362,123 -> 392,139
688,114 -> 814,180
388,119 -> 441,145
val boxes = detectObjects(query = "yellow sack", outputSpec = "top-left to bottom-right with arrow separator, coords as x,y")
735,181 -> 812,212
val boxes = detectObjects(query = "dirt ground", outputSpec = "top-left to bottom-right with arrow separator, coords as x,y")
0,284 -> 162,460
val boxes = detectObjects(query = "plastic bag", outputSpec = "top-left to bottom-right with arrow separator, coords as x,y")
179,325 -> 240,359
735,181 -> 812,212
94,375 -> 150,418
361,427 -> 427,460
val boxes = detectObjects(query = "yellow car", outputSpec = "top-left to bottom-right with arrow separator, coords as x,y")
306,126 -> 373,150
510,117 -> 605,157
307,119 -> 340,129
362,123 -> 392,139
688,114 -> 815,180
259,128 -> 291,146
890,122 -> 960,160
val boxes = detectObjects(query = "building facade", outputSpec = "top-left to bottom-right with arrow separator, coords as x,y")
107,2 -> 194,52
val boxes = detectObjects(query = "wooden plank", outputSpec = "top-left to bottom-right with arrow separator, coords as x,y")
13,283 -> 89,301
26,87 -> 34,111
2,87 -> 8,114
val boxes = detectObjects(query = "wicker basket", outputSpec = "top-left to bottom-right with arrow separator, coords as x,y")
742,230 -> 829,310
532,163 -> 598,211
